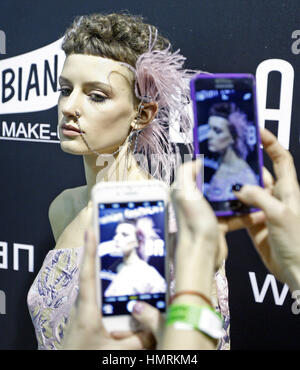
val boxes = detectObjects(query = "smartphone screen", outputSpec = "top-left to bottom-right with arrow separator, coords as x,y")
191,74 -> 263,216
97,200 -> 167,317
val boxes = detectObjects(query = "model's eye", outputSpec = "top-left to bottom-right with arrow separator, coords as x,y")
89,93 -> 108,103
58,87 -> 71,96
213,127 -> 222,134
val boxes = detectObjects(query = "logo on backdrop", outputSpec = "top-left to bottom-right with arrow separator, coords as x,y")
256,59 -> 294,150
0,37 -> 185,144
0,241 -> 34,272
0,38 -> 65,143
248,272 -> 300,316
249,272 -> 289,306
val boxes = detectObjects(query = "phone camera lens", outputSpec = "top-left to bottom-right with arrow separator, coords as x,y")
232,183 -> 243,192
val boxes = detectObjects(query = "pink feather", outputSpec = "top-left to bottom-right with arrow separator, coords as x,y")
121,30 -> 201,184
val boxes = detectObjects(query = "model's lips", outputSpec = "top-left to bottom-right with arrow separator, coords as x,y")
61,124 -> 84,137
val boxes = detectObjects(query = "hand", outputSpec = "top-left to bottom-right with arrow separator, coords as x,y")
170,160 -> 227,294
122,161 -> 224,351
114,159 -> 224,350
218,166 -> 272,234
62,227 -> 155,350
234,129 -> 300,290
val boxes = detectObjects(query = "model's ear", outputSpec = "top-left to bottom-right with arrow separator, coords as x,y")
131,102 -> 158,129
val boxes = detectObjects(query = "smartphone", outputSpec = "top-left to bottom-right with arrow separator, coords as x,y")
92,180 -> 169,332
190,73 -> 264,216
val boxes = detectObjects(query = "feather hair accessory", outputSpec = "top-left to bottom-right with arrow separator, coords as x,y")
120,27 -> 200,184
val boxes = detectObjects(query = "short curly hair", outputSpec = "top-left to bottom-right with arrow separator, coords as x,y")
61,13 -> 170,67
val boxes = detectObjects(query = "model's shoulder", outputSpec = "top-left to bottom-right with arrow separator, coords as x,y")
49,186 -> 84,212
49,186 -> 87,241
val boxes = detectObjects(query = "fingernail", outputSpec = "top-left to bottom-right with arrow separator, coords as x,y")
195,158 -> 202,173
232,183 -> 243,192
133,302 -> 144,315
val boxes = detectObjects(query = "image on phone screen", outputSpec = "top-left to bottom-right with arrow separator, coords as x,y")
191,75 -> 263,215
97,200 -> 167,317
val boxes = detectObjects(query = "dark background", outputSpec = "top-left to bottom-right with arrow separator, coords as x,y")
1,0 -> 300,349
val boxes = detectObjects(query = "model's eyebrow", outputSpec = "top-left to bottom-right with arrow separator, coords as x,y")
84,81 -> 112,94
59,76 -> 112,94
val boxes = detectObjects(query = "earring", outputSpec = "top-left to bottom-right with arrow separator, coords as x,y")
126,128 -> 140,173
133,129 -> 140,154
128,128 -> 140,152
135,101 -> 144,122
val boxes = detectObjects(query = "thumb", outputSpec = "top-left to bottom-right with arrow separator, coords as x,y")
132,301 -> 165,342
78,227 -> 99,313
234,185 -> 284,224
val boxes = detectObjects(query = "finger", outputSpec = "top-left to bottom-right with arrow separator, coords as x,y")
274,179 -> 300,215
261,129 -> 300,212
234,185 -> 284,223
131,301 -> 165,342
171,160 -> 202,230
260,129 -> 298,182
117,330 -> 156,350
240,210 -> 267,227
216,232 -> 228,270
171,159 -> 202,201
78,227 -> 99,309
110,330 -> 134,339
172,160 -> 216,222
262,166 -> 274,193
218,210 -> 266,233
246,223 -> 271,267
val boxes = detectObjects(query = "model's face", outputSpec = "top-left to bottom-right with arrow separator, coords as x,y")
207,115 -> 234,153
58,54 -> 137,155
114,223 -> 138,256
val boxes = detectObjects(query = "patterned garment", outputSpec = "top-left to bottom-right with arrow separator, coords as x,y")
206,166 -> 258,202
27,247 -> 84,350
214,261 -> 231,350
27,247 -> 230,350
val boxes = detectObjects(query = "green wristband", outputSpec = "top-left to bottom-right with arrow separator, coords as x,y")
166,303 -> 223,339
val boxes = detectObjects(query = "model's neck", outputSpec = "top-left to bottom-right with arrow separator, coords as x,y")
123,248 -> 141,265
221,146 -> 239,165
83,154 -> 104,198
83,140 -> 151,200
83,148 -> 124,198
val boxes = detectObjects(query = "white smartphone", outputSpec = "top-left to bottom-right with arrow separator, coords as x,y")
92,180 -> 169,332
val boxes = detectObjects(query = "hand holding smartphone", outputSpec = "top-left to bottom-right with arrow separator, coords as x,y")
92,180 -> 169,332
190,73 -> 264,216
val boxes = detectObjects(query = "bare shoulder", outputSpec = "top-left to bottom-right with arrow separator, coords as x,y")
49,186 -> 88,242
